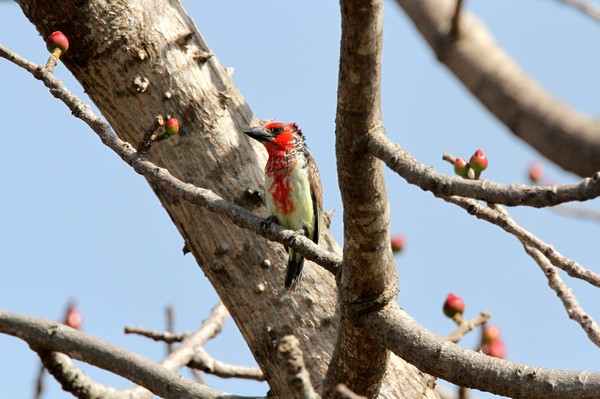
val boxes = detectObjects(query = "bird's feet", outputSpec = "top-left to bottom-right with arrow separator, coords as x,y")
261,215 -> 280,233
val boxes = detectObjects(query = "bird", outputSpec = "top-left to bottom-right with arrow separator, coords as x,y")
244,122 -> 323,290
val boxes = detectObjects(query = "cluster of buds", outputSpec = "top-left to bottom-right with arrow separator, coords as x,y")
443,293 -> 465,322
390,234 -> 405,254
481,325 -> 506,359
453,149 -> 488,180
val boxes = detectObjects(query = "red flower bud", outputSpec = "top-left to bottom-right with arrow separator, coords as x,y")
469,149 -> 488,174
164,117 -> 179,137
482,325 -> 501,345
390,234 -> 405,253
64,305 -> 82,330
453,158 -> 469,178
46,31 -> 69,54
443,293 -> 465,318
483,338 -> 506,359
528,163 -> 543,183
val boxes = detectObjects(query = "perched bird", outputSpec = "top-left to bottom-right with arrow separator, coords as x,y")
244,122 -> 323,290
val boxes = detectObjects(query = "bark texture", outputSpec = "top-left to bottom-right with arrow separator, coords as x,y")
396,0 -> 600,177
16,0 -> 436,397
324,1 -> 403,397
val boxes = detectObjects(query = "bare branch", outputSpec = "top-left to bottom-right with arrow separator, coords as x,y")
189,347 -> 265,381
443,195 -> 600,288
159,303 -> 229,371
124,326 -> 189,344
367,130 -> 600,208
0,310 -> 259,399
33,362 -> 45,399
524,245 -> 600,347
324,0 -> 396,396
394,0 -> 600,177
366,303 -> 600,398
36,351 -> 129,399
557,0 -> 600,22
445,312 -> 491,344
166,305 -> 175,355
334,384 -> 366,399
0,43 -> 341,276
276,335 -> 320,399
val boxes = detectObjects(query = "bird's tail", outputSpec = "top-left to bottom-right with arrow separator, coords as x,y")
285,249 -> 305,290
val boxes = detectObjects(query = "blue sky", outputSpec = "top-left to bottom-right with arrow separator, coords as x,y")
1,1 -> 599,398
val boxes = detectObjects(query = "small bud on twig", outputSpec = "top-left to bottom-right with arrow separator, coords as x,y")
443,293 -> 465,319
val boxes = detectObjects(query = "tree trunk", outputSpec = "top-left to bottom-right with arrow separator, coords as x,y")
16,0 -> 437,397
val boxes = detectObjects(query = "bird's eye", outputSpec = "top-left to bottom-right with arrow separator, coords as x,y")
271,127 -> 283,134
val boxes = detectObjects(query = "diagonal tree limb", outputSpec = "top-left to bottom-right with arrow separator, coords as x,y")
0,310 -> 260,399
0,43 -> 341,276
34,303 -> 250,399
366,129 -> 600,208
36,351 -> 136,399
524,245 -> 600,347
395,0 -> 600,177
10,1 -> 349,395
442,195 -> 600,288
189,347 -> 265,381
365,302 -> 600,398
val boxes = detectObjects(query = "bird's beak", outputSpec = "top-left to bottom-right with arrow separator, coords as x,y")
244,126 -> 273,143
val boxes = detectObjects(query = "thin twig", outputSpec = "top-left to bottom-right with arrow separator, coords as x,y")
0,43 -> 341,275
367,129 -> 600,208
32,362 -> 45,399
166,304 -> 175,354
276,335 -> 320,399
524,245 -> 600,347
443,195 -> 600,288
189,347 -> 265,381
445,312 -> 491,343
124,326 -> 189,344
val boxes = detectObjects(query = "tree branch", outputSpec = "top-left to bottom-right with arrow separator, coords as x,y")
124,326 -> 189,344
189,347 -> 265,381
395,0 -> 600,177
36,351 -> 132,399
324,0 -> 396,397
443,195 -> 600,288
0,43 -> 341,276
524,245 -> 600,347
0,310 -> 259,399
445,312 -> 491,344
366,302 -> 600,398
366,129 -> 600,208
276,335 -> 320,399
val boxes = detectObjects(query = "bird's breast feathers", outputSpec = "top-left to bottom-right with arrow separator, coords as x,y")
265,159 -> 314,234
